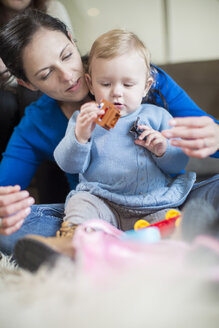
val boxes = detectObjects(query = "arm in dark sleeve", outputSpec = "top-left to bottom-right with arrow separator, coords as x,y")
0,124 -> 45,189
0,100 -> 54,189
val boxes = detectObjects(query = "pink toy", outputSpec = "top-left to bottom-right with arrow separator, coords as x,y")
72,220 -> 188,283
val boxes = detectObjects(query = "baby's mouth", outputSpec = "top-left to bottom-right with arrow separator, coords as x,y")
114,102 -> 124,110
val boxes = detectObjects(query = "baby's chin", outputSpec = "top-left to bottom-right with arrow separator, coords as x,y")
120,108 -> 136,117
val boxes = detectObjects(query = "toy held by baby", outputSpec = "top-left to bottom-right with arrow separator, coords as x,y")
129,116 -> 147,141
96,99 -> 120,130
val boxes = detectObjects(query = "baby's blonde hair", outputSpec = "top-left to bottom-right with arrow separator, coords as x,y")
88,29 -> 151,80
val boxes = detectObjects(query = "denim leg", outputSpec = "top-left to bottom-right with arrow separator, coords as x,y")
0,203 -> 64,255
180,174 -> 219,212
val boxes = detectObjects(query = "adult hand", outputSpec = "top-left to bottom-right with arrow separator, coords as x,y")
162,116 -> 219,158
0,185 -> 35,235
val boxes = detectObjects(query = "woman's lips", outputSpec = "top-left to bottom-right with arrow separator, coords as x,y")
66,77 -> 81,92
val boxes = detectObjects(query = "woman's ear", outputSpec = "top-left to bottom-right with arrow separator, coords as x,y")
85,73 -> 94,95
143,77 -> 153,97
17,79 -> 38,91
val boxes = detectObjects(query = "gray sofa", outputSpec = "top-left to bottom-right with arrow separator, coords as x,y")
160,60 -> 219,180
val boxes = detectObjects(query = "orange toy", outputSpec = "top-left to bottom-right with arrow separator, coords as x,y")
134,209 -> 181,238
95,99 -> 120,130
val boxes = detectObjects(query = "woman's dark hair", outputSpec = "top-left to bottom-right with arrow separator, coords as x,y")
0,0 -> 48,28
0,9 -> 70,81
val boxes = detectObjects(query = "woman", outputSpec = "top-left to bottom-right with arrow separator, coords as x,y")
0,10 -> 218,255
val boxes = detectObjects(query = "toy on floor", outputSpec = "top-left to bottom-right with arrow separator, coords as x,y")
133,209 -> 181,238
121,226 -> 161,243
95,99 -> 120,130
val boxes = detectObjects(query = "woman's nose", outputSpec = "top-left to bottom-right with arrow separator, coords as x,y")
59,67 -> 72,82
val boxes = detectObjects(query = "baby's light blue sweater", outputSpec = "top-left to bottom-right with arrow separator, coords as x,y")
54,104 -> 196,211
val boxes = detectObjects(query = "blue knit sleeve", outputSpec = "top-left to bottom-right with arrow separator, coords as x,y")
54,112 -> 92,174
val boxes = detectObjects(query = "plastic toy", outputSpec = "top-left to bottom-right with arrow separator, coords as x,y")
129,116 -> 147,140
121,226 -> 161,243
95,99 -> 120,130
134,209 -> 181,238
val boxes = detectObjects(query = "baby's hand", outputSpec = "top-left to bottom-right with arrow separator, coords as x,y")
135,125 -> 167,157
75,102 -> 104,143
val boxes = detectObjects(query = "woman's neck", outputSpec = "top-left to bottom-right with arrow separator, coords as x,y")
58,95 -> 92,119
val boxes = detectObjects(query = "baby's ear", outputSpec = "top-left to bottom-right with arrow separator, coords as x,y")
85,73 -> 94,95
17,78 -> 38,91
143,77 -> 153,97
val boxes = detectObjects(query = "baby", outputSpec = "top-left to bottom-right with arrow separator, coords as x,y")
54,29 -> 196,231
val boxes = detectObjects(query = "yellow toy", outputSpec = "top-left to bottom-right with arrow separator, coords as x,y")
134,209 -> 181,238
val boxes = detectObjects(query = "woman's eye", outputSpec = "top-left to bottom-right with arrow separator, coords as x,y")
63,53 -> 72,60
41,71 -> 51,80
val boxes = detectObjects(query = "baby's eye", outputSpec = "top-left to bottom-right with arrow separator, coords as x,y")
124,83 -> 134,87
101,82 -> 111,87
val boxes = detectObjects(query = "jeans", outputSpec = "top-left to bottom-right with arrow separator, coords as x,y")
0,204 -> 64,255
0,174 -> 219,255
181,174 -> 219,213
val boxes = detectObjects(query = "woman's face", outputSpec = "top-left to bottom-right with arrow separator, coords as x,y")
21,28 -> 89,102
1,0 -> 32,11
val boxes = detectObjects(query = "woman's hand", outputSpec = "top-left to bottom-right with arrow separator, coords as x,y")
162,116 -> 219,158
0,185 -> 35,235
135,125 -> 167,157
75,102 -> 104,143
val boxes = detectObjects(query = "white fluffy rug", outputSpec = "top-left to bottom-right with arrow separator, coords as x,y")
0,253 -> 219,328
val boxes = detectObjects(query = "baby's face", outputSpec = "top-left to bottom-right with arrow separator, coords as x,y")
89,51 -> 149,116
